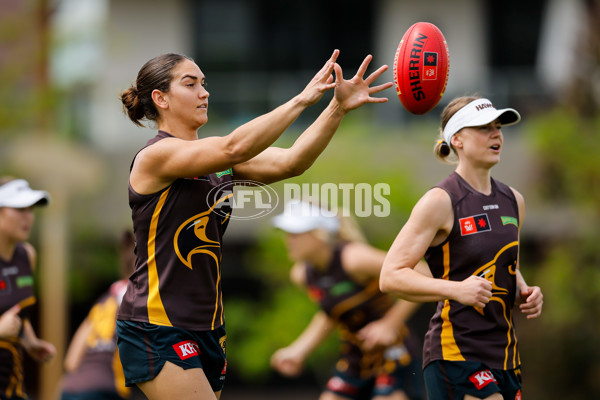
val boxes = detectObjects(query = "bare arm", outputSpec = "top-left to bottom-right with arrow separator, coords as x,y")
270,311 -> 336,377
63,318 -> 92,372
511,188 -> 543,319
21,319 -> 56,363
233,55 -> 393,183
380,188 -> 493,307
131,50 -> 341,194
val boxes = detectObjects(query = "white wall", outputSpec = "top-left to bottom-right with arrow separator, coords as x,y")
90,0 -> 192,151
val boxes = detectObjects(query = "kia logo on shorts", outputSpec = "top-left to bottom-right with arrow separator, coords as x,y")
207,180 -> 279,221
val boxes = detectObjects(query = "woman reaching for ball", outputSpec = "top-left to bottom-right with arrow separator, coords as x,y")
116,50 -> 393,400
379,96 -> 543,400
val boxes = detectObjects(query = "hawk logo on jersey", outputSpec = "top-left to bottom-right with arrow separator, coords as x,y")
472,241 -> 518,315
173,194 -> 233,269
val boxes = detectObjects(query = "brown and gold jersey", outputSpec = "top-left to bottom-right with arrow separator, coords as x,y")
0,243 -> 36,399
117,131 -> 233,331
305,244 -> 396,333
423,172 -> 520,370
61,280 -> 130,398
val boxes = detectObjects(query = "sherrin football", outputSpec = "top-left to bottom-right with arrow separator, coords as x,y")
393,22 -> 450,115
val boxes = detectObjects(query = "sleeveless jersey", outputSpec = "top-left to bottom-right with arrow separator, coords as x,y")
305,244 -> 417,379
117,131 -> 233,331
0,243 -> 36,399
423,172 -> 520,370
305,244 -> 396,332
61,280 -> 130,398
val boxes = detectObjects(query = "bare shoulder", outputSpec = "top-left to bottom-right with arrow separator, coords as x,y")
509,186 -> 526,220
290,262 -> 307,286
341,242 -> 386,281
21,242 -> 37,270
413,187 -> 453,220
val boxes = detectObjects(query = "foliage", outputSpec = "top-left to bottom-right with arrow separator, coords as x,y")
520,108 -> 600,398
224,119 -> 433,384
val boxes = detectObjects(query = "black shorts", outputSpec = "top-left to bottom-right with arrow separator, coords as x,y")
424,360 -> 522,400
324,343 -> 424,400
115,320 -> 227,392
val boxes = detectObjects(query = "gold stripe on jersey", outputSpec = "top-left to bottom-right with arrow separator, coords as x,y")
147,188 -> 172,326
17,295 -> 36,310
440,242 -> 465,361
0,340 -> 24,398
328,280 -> 381,321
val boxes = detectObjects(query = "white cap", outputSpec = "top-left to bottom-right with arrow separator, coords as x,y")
0,179 -> 50,208
272,201 -> 339,234
442,98 -> 521,143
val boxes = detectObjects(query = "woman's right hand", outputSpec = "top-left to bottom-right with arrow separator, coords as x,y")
270,346 -> 305,377
296,50 -> 339,107
0,305 -> 21,338
454,275 -> 493,308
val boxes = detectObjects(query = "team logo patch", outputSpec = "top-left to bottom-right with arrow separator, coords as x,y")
423,52 -> 438,80
469,369 -> 497,389
460,213 -> 491,236
216,168 -> 232,178
501,216 -> 518,227
173,340 -> 200,360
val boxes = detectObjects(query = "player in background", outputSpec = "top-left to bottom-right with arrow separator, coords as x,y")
0,177 -> 57,400
116,50 -> 393,400
271,200 -> 425,400
379,96 -> 544,400
60,230 -> 144,400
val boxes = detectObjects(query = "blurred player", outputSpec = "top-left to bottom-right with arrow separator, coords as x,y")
60,231 -> 144,400
0,178 -> 56,400
271,201 -> 425,400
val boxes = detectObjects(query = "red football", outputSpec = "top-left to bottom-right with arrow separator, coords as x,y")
393,22 -> 450,115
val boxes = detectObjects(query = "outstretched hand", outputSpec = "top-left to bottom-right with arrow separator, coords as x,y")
297,49 -> 339,107
332,54 -> 393,113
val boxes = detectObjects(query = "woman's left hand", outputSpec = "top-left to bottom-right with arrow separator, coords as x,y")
357,319 -> 398,351
332,55 -> 393,114
24,338 -> 56,363
518,285 -> 543,319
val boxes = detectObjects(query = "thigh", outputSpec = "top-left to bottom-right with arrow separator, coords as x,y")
138,361 -> 217,400
464,394 -> 503,400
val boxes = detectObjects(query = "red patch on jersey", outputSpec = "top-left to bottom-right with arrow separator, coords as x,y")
460,213 -> 491,236
326,376 -> 360,396
515,389 -> 522,400
172,340 -> 200,360
0,279 -> 6,291
469,369 -> 497,389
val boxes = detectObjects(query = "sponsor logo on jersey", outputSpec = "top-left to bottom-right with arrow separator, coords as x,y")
216,168 -> 233,178
460,213 -> 491,236
423,51 -> 438,80
501,216 -> 518,227
0,278 -> 9,293
173,340 -> 200,360
326,376 -> 360,396
469,369 -> 497,389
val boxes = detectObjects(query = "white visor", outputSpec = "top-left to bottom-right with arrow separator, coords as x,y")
0,179 -> 50,208
272,201 -> 339,234
442,98 -> 521,143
